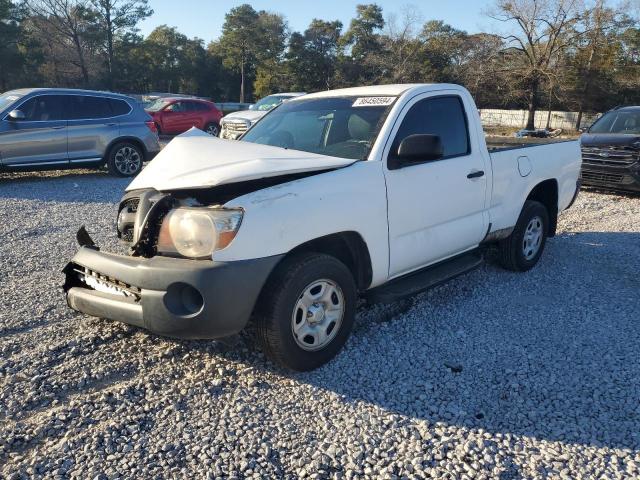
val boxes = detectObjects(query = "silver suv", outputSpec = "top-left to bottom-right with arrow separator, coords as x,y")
0,88 -> 161,177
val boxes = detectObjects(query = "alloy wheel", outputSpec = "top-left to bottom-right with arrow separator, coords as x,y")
114,146 -> 141,175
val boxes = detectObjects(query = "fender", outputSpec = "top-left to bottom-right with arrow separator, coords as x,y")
215,160 -> 391,288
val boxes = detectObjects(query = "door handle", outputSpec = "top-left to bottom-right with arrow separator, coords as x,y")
467,170 -> 485,179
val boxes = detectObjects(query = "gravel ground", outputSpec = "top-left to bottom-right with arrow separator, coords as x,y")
1,169 -> 639,479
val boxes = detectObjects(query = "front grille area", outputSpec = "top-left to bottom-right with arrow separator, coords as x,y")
581,171 -> 625,184
222,121 -> 248,135
581,146 -> 638,167
75,266 -> 141,300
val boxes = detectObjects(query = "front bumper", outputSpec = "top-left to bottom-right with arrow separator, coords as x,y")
580,163 -> 640,193
64,247 -> 282,339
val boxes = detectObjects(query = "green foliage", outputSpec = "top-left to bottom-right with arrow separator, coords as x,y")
0,0 -> 24,90
217,4 -> 287,101
89,0 -> 153,87
283,19 -> 342,92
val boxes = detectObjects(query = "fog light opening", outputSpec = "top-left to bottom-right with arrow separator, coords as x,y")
164,283 -> 204,317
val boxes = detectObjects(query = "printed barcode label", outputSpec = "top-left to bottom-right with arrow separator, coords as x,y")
352,97 -> 396,107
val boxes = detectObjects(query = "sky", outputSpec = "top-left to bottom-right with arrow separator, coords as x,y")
138,0 -> 502,44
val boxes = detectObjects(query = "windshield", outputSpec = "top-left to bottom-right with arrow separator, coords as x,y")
145,99 -> 171,112
241,96 -> 396,160
249,95 -> 291,111
589,110 -> 640,134
0,91 -> 23,112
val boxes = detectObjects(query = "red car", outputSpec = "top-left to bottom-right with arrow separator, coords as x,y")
145,98 -> 223,136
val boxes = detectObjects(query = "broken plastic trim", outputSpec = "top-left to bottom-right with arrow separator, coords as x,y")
76,225 -> 99,250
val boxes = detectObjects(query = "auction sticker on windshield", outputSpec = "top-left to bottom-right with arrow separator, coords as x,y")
352,97 -> 396,107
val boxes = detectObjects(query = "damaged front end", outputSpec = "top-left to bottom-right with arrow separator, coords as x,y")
61,170 -> 333,338
115,170 -> 331,259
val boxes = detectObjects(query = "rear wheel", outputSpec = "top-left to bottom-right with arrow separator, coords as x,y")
254,253 -> 357,371
497,200 -> 549,271
107,142 -> 143,177
205,123 -> 220,136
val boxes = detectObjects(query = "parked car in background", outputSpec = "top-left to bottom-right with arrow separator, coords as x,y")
219,92 -> 305,140
0,88 -> 160,177
64,84 -> 581,370
146,98 -> 223,136
216,102 -> 253,116
580,106 -> 640,193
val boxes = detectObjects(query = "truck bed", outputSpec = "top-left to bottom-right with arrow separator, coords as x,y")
486,136 -> 579,152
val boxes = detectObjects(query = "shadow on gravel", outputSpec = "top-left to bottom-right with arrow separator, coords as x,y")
122,233 -> 640,453
54,230 -> 636,452
0,169 -> 109,183
0,169 -> 129,204
234,231 -> 639,452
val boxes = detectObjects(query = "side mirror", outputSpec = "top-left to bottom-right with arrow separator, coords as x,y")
389,134 -> 443,170
7,109 -> 25,121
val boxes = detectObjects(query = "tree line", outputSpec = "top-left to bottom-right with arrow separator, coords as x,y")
1,0 -> 639,129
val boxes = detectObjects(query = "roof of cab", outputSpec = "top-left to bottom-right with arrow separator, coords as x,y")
299,83 -> 465,100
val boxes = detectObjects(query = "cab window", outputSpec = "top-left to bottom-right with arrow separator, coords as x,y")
389,96 -> 470,163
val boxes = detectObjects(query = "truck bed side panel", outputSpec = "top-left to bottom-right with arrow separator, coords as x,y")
488,140 -> 581,232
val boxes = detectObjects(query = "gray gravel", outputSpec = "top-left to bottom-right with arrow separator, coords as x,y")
1,169 -> 639,479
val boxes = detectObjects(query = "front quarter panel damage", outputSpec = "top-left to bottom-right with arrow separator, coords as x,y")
215,161 -> 390,288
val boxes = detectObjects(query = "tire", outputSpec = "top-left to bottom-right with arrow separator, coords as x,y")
497,200 -> 549,272
254,253 -> 357,371
106,142 -> 144,177
205,123 -> 220,136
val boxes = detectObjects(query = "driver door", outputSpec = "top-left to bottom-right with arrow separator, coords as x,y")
383,93 -> 489,278
0,94 -> 68,167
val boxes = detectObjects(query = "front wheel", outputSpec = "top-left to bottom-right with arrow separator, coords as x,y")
497,200 -> 549,271
205,123 -> 220,136
106,142 -> 143,177
254,253 -> 357,371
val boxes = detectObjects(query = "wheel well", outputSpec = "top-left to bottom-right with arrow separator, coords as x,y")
526,179 -> 558,237
287,232 -> 373,290
104,137 -> 148,163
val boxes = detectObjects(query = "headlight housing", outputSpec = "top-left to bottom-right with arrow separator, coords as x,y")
156,207 -> 243,259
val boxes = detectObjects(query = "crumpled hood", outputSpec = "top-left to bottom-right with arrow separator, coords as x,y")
127,128 -> 355,192
221,109 -> 266,124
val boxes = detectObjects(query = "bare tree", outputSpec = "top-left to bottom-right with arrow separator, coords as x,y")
488,0 -> 584,129
26,0 -> 96,86
379,6 -> 425,82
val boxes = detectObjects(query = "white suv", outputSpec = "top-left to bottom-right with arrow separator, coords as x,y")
219,92 -> 305,140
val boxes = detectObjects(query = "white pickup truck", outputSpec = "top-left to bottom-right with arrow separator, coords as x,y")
64,84 -> 582,371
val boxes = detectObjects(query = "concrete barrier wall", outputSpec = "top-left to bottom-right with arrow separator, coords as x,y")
479,109 -> 601,130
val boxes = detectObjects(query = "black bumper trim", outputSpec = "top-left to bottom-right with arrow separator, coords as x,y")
68,288 -> 144,327
580,163 -> 640,193
64,247 -> 283,339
